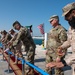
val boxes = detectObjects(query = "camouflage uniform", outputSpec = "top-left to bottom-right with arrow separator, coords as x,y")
13,26 -> 36,72
1,31 -> 12,49
45,25 -> 67,75
0,31 -> 12,61
9,31 -> 23,64
9,32 -> 17,53
60,27 -> 75,65
58,2 -> 75,66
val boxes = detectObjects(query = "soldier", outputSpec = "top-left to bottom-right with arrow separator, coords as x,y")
8,29 -> 23,64
12,21 -> 36,75
0,30 -> 12,60
0,30 -> 12,49
57,2 -> 75,67
45,15 -> 67,75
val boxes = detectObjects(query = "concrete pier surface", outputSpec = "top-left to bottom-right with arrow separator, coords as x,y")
0,45 -> 72,75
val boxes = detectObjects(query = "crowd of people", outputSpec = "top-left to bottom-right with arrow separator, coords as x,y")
0,2 -> 75,75
0,21 -> 36,75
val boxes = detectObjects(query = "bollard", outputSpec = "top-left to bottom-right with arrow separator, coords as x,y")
8,51 -> 11,73
5,50 -> 13,73
1,48 -> 5,61
22,57 -> 25,75
2,50 -> 5,61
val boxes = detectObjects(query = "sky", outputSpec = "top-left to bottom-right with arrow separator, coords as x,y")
0,0 -> 75,36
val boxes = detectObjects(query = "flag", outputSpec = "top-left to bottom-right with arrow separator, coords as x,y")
26,25 -> 33,32
37,23 -> 44,35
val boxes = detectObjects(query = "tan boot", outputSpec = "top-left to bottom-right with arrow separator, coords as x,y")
25,69 -> 30,75
28,69 -> 34,75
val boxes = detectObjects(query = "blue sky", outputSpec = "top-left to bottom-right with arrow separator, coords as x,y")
0,0 -> 75,36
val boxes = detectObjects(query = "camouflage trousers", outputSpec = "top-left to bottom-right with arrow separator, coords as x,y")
24,46 -> 35,74
14,42 -> 23,57
13,43 -> 23,64
45,51 -> 64,75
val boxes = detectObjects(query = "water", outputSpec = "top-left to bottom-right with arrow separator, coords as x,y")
33,39 -> 43,45
0,39 -> 43,46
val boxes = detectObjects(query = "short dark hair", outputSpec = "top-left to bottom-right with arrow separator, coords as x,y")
2,30 -> 7,35
9,29 -> 15,33
13,21 -> 21,27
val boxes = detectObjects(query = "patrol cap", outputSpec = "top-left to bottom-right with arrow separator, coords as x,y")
1,30 -> 7,34
1,30 -> 6,33
48,15 -> 59,22
9,29 -> 14,32
13,21 -> 21,29
62,2 -> 75,16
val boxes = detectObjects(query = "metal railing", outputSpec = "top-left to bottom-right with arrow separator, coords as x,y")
7,50 -> 49,75
0,42 -> 49,75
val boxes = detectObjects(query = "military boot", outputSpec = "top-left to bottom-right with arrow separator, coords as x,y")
25,69 -> 30,75
25,69 -> 34,75
28,69 -> 34,75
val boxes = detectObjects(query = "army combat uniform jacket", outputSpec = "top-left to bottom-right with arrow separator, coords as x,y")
2,33 -> 12,44
60,26 -> 75,65
2,33 -> 12,49
9,32 -> 22,54
13,26 -> 36,66
13,27 -> 36,48
46,24 -> 67,59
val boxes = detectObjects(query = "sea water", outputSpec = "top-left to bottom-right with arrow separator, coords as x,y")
33,39 -> 43,45
0,39 -> 43,46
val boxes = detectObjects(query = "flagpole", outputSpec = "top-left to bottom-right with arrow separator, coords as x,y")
43,23 -> 45,49
42,34 -> 44,49
37,23 -> 45,49
43,23 -> 45,41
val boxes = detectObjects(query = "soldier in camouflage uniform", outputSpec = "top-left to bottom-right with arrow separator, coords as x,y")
8,29 -> 23,64
0,30 -> 12,61
12,21 -> 36,75
57,2 -> 75,66
45,15 -> 67,75
1,30 -> 12,49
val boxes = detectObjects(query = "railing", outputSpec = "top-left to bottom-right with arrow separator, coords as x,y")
7,50 -> 49,75
0,42 -> 49,75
